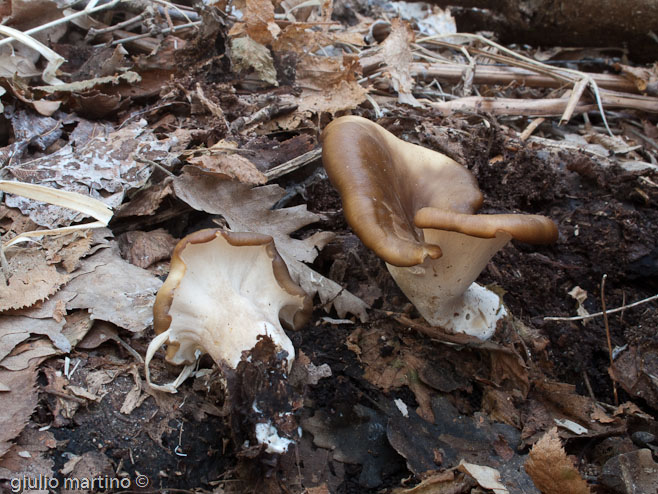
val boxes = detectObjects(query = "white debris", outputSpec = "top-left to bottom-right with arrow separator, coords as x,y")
255,421 -> 294,454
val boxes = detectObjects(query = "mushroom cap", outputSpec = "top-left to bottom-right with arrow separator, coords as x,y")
153,229 -> 311,366
415,208 -> 558,244
321,115 -> 558,266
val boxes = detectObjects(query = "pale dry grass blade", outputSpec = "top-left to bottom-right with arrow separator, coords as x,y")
0,180 -> 113,249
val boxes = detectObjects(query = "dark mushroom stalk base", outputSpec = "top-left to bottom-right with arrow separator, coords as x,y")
322,116 -> 558,340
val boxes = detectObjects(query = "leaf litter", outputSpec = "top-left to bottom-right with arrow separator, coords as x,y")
0,0 -> 658,492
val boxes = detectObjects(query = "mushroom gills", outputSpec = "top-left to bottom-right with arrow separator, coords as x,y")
386,229 -> 512,340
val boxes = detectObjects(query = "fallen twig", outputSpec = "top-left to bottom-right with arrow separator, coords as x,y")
411,62 -> 639,93
429,93 -> 658,116
105,20 -> 201,47
544,293 -> 658,321
0,0 -> 121,51
416,34 -> 616,132
265,148 -> 322,181
229,102 -> 298,132
600,274 -> 619,405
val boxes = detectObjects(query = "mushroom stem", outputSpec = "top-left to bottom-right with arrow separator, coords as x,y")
386,230 -> 511,339
145,329 -> 195,393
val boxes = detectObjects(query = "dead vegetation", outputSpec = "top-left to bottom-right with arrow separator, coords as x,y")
1,0 -> 657,493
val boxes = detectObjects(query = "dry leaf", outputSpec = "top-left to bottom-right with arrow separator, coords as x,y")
118,229 -> 178,269
0,247 -> 70,311
296,54 -> 362,90
348,326 -> 435,420
458,461 -> 508,494
273,24 -> 324,54
610,344 -> 658,410
173,167 -> 368,320
229,36 -> 278,86
56,244 -> 162,332
0,339 -> 60,371
5,120 -> 171,228
0,316 -> 68,363
294,55 -> 367,114
0,426 -> 56,488
524,428 -> 590,494
187,154 -> 267,184
360,19 -> 420,107
0,365 -> 39,458
590,406 -> 617,424
61,451 -> 114,494
567,286 -> 590,320
120,366 -> 145,415
114,178 -> 174,218
297,80 -> 368,115
244,0 -> 280,45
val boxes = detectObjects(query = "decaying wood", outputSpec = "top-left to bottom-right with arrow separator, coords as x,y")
411,63 -> 639,94
428,0 -> 658,62
429,93 -> 658,117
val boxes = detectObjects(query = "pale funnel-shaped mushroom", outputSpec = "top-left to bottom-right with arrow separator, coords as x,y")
322,116 -> 557,340
146,229 -> 311,392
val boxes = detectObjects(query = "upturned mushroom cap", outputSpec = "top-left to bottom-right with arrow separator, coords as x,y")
322,116 -> 559,339
321,115 -> 558,267
149,229 -> 311,381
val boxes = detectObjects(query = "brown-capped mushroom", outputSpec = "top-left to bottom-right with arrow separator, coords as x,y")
322,116 -> 557,339
145,229 -> 311,393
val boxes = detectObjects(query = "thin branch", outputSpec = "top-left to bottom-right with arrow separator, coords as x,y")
0,0 -> 121,50
544,293 -> 658,321
600,274 -> 619,405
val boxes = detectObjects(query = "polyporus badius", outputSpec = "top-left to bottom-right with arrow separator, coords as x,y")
322,115 -> 557,340
145,229 -> 311,393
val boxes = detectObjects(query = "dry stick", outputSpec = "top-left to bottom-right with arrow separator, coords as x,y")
0,0 -> 120,50
544,293 -> 658,321
417,34 -> 614,133
429,95 -> 658,116
520,117 -> 545,141
86,13 -> 145,40
106,20 -> 201,47
410,62 -> 639,93
600,274 -> 619,406
265,148 -> 322,181
582,370 -> 597,402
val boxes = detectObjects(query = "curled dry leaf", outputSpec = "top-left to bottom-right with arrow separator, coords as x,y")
0,316 -> 68,363
524,427 -> 590,494
458,461 -> 509,494
187,154 -> 267,185
0,339 -> 61,371
360,19 -> 420,107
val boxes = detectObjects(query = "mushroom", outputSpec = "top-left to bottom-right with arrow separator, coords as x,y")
321,116 -> 557,340
145,229 -> 311,392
